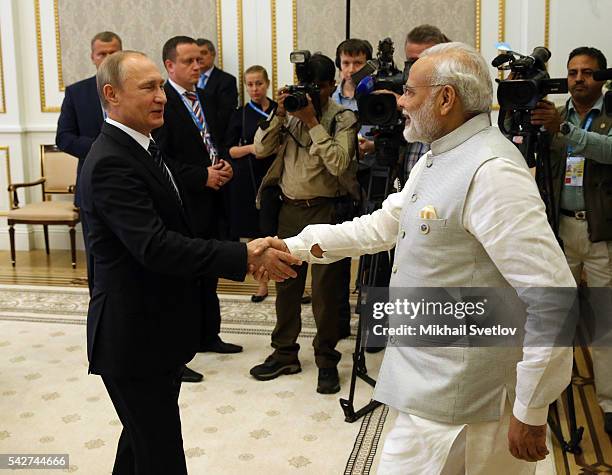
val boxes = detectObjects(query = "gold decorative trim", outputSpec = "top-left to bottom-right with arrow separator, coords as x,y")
237,0 -> 244,103
35,0 -> 60,113
497,0 -> 505,80
216,0 -> 223,69
0,146 -> 12,215
0,24 -> 7,114
292,0 -> 297,84
475,0 -> 481,51
544,0 -> 550,49
270,0 -> 278,100
54,0 -> 64,92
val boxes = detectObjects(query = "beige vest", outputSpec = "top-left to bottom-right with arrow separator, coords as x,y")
373,125 -> 525,423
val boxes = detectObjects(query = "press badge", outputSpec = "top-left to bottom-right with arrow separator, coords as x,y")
565,156 -> 585,187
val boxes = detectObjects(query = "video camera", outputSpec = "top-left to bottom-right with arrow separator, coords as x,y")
493,47 -> 568,141
283,50 -> 321,116
593,68 -> 612,114
351,38 -> 409,127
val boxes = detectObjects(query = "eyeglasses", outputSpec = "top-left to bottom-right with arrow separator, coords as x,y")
402,84 -> 447,95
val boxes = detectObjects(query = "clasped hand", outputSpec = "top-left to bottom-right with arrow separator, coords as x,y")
246,237 -> 302,282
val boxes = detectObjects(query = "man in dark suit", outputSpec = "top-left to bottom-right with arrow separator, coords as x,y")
153,37 -> 240,385
56,31 -> 122,294
195,38 -> 238,135
81,50 -> 299,474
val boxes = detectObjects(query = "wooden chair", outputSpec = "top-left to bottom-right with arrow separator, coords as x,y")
7,144 -> 80,268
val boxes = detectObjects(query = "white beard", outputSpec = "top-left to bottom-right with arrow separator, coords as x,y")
402,95 -> 440,144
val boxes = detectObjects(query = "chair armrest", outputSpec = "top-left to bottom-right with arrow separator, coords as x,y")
8,178 -> 45,209
7,178 -> 46,192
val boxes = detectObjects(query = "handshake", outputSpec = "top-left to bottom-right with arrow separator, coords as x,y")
246,237 -> 302,282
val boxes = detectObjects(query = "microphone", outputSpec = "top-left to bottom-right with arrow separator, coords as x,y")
491,53 -> 513,68
529,46 -> 551,69
594,69 -> 612,81
350,60 -> 378,90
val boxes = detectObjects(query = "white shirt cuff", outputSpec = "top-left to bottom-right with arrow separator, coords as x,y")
512,397 -> 549,426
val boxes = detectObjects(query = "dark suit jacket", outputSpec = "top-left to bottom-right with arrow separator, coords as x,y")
56,75 -> 104,205
202,67 -> 238,136
80,122 -> 247,377
152,82 -> 223,238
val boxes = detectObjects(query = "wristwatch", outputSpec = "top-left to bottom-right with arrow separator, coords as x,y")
559,121 -> 572,135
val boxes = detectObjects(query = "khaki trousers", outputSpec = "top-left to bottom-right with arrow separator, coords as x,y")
273,200 -> 349,368
560,215 -> 612,412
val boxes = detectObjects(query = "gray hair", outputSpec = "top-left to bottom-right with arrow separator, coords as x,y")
96,50 -> 147,108
195,38 -> 216,55
420,42 -> 493,114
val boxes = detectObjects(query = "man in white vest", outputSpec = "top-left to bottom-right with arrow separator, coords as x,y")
274,43 -> 576,473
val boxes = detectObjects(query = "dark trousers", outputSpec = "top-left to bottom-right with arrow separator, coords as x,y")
273,201 -> 347,368
101,367 -> 186,475
337,257 -> 352,334
80,208 -> 94,296
200,277 -> 221,346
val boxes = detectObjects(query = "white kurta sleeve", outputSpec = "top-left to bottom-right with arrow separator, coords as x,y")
463,157 -> 576,426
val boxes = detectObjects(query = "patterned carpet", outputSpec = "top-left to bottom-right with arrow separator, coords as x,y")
1,284 -> 610,474
0,285 -> 385,474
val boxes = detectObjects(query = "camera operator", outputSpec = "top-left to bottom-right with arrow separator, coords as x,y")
333,38 -> 375,157
531,46 -> 612,435
250,54 -> 359,394
400,25 -> 450,180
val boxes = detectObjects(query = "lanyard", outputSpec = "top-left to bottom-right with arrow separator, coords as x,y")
567,109 -> 597,155
247,101 -> 271,119
180,92 -> 208,134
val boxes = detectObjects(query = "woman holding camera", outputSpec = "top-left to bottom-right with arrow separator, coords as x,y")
225,65 -> 277,302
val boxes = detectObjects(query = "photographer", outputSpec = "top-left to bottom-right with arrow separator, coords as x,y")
532,46 -> 612,434
250,54 -> 359,394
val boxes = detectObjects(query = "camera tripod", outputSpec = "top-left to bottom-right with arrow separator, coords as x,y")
340,163 -> 395,423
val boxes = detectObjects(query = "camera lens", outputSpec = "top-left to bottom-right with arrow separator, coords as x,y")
284,91 -> 308,112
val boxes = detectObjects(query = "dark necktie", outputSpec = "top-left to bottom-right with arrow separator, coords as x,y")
147,140 -> 183,206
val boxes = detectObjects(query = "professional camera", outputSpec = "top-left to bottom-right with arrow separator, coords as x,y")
493,46 -> 567,111
493,47 -> 567,242
351,38 -> 409,127
593,68 -> 612,115
283,50 -> 321,114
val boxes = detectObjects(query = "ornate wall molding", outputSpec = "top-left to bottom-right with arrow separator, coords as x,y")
216,0 -> 224,69
270,0 -> 278,99
0,146 -> 12,216
292,0 -> 297,84
544,0 -> 550,49
53,0 -> 64,92
237,0 -> 244,102
0,24 -> 6,114
34,0 -> 60,113
475,0 -> 482,51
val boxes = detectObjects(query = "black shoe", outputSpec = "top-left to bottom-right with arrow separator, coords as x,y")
605,412 -> 612,434
317,367 -> 340,394
365,346 -> 384,354
301,294 -> 312,304
250,356 -> 301,381
181,366 -> 203,383
200,339 -> 243,354
251,293 -> 268,303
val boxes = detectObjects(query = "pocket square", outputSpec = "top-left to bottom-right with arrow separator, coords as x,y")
419,205 -> 438,219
